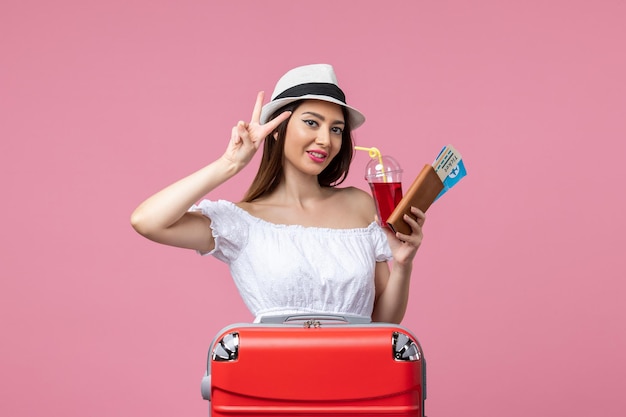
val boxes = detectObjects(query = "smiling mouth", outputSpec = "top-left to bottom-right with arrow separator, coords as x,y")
307,151 -> 327,159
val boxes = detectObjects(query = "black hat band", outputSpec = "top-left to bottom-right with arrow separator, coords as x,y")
273,82 -> 346,103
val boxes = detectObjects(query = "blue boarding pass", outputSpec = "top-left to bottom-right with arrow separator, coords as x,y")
432,144 -> 467,201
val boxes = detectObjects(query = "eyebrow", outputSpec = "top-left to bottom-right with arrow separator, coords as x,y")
301,111 -> 345,125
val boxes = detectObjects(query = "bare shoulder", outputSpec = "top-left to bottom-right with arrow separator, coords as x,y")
337,186 -> 374,202
332,186 -> 377,223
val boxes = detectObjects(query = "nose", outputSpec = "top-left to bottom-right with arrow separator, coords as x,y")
315,129 -> 331,146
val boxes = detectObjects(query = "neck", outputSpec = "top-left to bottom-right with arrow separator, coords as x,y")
272,173 -> 327,208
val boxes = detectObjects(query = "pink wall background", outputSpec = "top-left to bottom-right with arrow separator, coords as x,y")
2,1 -> 625,416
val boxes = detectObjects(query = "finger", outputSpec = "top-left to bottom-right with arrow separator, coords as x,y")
238,120 -> 260,148
395,226 -> 422,247
393,229 -> 412,244
262,109 -> 292,132
250,91 -> 265,123
403,213 -> 422,231
402,212 -> 425,240
231,125 -> 241,145
237,120 -> 249,139
411,207 -> 426,227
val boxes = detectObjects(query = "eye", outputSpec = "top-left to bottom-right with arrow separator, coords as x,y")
303,119 -> 318,127
331,126 -> 344,135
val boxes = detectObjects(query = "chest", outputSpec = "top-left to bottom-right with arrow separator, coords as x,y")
236,228 -> 377,284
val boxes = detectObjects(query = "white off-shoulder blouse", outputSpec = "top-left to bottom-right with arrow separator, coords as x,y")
192,200 -> 392,322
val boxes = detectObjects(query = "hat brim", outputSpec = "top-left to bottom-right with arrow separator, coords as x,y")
260,94 -> 366,129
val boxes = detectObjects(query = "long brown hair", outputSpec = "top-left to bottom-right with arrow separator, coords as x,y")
242,100 -> 354,202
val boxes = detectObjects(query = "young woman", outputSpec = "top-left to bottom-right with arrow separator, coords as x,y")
131,64 -> 426,324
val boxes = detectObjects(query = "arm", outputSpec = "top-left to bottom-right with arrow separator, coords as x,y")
130,92 -> 291,252
371,207 -> 426,324
130,156 -> 239,252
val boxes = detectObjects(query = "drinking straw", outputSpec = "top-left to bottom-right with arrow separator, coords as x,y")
354,146 -> 388,182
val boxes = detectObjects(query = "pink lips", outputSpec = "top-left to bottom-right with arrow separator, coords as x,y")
306,150 -> 328,163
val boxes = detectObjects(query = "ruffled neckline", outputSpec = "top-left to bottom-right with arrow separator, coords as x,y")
219,200 -> 380,233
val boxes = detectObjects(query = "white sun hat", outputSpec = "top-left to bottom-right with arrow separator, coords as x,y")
260,64 -> 366,129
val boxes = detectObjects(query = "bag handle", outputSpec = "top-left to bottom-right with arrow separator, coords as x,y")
259,313 -> 372,325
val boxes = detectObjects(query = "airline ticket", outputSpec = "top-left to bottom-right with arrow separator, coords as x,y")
432,144 -> 467,201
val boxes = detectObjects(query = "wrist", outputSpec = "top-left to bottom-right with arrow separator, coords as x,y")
391,258 -> 414,272
217,155 -> 245,177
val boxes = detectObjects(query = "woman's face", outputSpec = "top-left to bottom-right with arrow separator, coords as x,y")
282,99 -> 345,177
